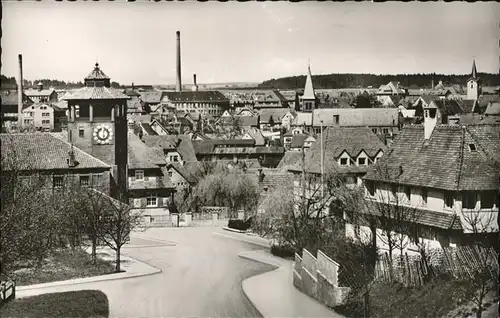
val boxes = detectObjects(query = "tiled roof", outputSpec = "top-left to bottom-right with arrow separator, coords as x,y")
293,112 -> 313,126
243,127 -> 266,146
128,114 -> 152,123
456,100 -> 477,114
85,63 -> 110,80
128,132 -> 165,169
168,163 -> 197,184
213,146 -> 285,155
218,159 -> 262,170
276,151 -> 302,172
484,102 -> 500,116
127,97 -> 143,113
25,89 -> 56,97
428,100 -> 463,116
248,170 -> 293,194
259,108 -> 290,124
459,114 -> 500,125
364,124 -> 500,191
218,115 -> 259,127
289,126 -> 387,175
140,91 -> 164,104
312,108 -> 399,127
123,88 -> 140,97
63,87 -> 130,100
163,91 -> 229,103
477,95 -> 500,108
0,133 -> 110,171
363,202 -> 462,230
142,134 -> 198,165
192,139 -> 255,154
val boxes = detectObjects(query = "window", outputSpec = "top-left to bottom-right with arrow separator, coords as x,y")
468,144 -> 476,152
383,128 -> 389,134
79,175 -> 90,187
340,158 -> 348,166
333,115 -> 339,125
42,112 -> 50,117
358,158 -> 366,166
79,128 -> 84,138
42,120 -> 50,125
424,109 -> 429,117
173,156 -> 179,162
91,174 -> 102,187
314,128 -> 321,134
422,187 -> 428,205
444,192 -> 454,209
462,192 -> 477,209
135,170 -> 144,180
168,171 -> 173,178
372,128 -> 378,134
53,175 -> 64,188
480,191 -> 496,209
146,194 -> 158,207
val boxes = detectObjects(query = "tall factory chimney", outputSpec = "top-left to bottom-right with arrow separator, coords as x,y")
192,73 -> 198,92
17,54 -> 24,130
176,31 -> 182,92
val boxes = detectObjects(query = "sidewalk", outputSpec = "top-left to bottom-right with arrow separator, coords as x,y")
213,230 -> 344,318
239,250 -> 344,318
16,246 -> 161,298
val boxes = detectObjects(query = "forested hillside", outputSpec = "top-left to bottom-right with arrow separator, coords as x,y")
1,75 -> 121,89
259,73 -> 500,89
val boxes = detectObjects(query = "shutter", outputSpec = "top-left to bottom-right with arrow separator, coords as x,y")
141,197 -> 147,208
157,196 -> 163,207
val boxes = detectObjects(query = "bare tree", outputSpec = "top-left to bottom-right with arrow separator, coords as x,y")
96,191 -> 146,272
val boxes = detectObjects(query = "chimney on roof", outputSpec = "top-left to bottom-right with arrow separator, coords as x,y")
431,78 -> 434,90
132,82 -> 135,91
67,144 -> 77,168
192,73 -> 198,92
258,168 -> 265,182
175,31 -> 182,92
18,54 -> 24,130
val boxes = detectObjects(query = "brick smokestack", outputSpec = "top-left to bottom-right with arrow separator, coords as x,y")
176,31 -> 182,92
192,73 -> 198,92
17,54 -> 24,130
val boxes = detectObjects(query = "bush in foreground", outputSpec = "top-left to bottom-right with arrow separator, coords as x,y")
270,244 -> 296,259
228,217 -> 252,231
0,290 -> 109,318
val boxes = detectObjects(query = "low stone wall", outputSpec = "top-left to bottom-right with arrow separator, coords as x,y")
293,248 -> 351,308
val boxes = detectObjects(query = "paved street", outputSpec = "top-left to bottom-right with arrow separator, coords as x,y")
18,227 -> 276,317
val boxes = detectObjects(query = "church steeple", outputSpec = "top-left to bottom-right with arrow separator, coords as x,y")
471,59 -> 478,79
302,62 -> 316,100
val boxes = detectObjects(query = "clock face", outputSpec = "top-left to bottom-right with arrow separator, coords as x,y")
93,124 -> 113,144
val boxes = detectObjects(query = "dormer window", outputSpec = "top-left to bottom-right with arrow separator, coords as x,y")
468,143 -> 477,152
358,158 -> 366,166
340,158 -> 348,166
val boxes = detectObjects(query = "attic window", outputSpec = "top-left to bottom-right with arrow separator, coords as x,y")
468,143 -> 477,152
340,158 -> 348,166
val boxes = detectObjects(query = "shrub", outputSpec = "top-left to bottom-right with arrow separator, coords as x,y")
271,244 -> 296,259
228,217 -> 252,231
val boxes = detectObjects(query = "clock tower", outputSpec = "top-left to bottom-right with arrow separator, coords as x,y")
64,63 -> 130,201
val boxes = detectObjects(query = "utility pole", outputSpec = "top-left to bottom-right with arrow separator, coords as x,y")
301,142 -> 306,216
320,120 -> 324,214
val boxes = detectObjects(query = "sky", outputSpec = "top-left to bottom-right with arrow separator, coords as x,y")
2,1 -> 500,85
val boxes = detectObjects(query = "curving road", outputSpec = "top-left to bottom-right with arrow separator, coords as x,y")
19,227 -> 276,317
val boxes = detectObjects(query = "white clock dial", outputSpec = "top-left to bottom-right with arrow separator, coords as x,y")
93,125 -> 113,144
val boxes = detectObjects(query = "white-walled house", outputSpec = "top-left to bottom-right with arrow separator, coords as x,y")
358,120 -> 500,255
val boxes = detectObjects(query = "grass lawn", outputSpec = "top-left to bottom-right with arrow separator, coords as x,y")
0,290 -> 109,318
11,249 -> 115,286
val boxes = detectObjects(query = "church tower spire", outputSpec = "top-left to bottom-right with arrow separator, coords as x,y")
471,59 -> 478,79
300,61 -> 318,112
